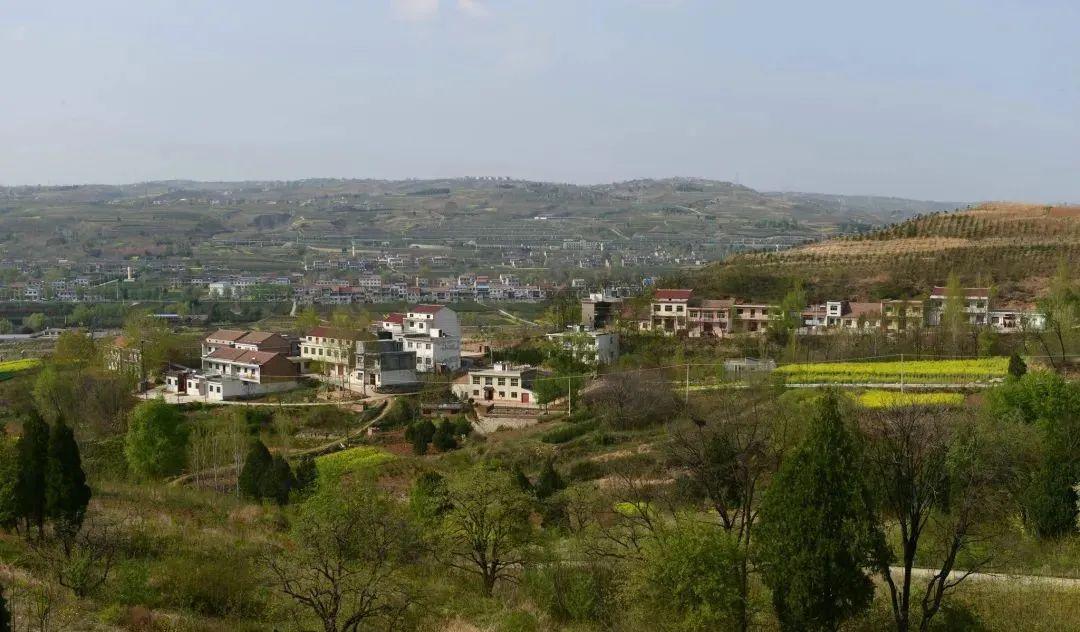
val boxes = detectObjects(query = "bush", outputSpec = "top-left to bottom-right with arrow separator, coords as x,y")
525,561 -> 616,624
541,421 -> 597,444
155,550 -> 261,618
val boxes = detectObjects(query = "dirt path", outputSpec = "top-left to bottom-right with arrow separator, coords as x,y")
896,566 -> 1080,589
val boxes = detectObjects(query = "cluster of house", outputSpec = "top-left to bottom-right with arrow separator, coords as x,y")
148,304 -> 465,401
292,274 -> 556,305
612,287 -> 1045,337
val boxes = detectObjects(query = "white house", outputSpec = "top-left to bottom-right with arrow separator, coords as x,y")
391,305 -> 461,373
545,326 -> 620,365
354,338 -> 420,392
452,362 -> 542,408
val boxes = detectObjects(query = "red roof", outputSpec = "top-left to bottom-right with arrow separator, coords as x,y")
654,289 -> 693,301
206,329 -> 249,342
382,313 -> 405,325
412,304 -> 444,314
206,347 -> 282,366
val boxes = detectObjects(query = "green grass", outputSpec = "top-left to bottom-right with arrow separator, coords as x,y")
857,390 -> 965,408
315,446 -> 395,480
777,358 -> 1008,385
0,357 -> 42,380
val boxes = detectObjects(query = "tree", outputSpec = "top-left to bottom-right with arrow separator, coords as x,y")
124,399 -> 187,480
122,311 -> 180,380
630,520 -> 745,632
52,331 -> 98,367
940,273 -> 968,355
439,467 -> 535,596
1027,260 -> 1079,372
25,312 -> 47,332
583,371 -> 680,430
755,392 -> 884,632
263,479 -> 419,632
45,419 -> 91,550
16,413 -> 51,538
259,456 -> 295,506
0,319 -> 12,335
534,459 -> 565,501
431,419 -> 458,452
0,584 -> 9,632
405,419 -> 436,455
294,456 -> 318,495
32,366 -> 79,425
239,440 -> 273,499
1008,352 -> 1027,379
864,406 -> 1015,632
409,471 -> 450,524
295,305 -> 320,335
0,438 -> 19,531
666,386 -> 793,631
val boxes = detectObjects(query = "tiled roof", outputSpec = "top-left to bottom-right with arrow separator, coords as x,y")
412,304 -> 444,314
206,329 -> 249,342
654,289 -> 694,300
382,313 -> 405,324
206,347 -> 282,365
847,302 -> 882,317
237,331 -> 277,343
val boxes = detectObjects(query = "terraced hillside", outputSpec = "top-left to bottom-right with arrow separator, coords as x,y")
0,178 -> 955,265
691,203 -> 1080,303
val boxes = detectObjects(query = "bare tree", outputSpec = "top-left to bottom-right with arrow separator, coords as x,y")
583,370 -> 680,430
30,514 -> 123,598
665,386 -> 795,632
262,480 -> 419,632
863,406 -> 1017,632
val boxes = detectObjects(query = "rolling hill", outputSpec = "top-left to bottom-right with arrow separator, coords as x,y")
684,202 -> 1080,303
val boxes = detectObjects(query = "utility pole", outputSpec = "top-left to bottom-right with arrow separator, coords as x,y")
900,353 -> 904,393
567,376 -> 572,415
685,363 -> 690,403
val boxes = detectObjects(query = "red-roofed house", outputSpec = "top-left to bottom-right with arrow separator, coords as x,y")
646,289 -> 694,334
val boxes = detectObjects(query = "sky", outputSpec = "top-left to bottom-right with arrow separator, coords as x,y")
1,0 -> 1078,202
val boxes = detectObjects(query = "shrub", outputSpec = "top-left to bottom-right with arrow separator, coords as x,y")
155,550 -> 261,617
540,421 -> 597,444
525,561 -> 616,624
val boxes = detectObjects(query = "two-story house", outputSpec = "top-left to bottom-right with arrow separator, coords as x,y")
927,287 -> 990,326
545,326 -> 620,365
452,362 -> 542,409
301,326 -> 361,378
390,305 -> 461,373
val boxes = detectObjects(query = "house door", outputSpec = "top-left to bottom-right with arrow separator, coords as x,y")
484,387 -> 494,401
521,392 -> 530,404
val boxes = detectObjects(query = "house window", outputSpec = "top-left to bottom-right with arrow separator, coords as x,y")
510,378 -> 519,386
485,377 -> 492,385
510,392 -> 517,398
497,378 -> 506,386
498,391 -> 505,398
473,389 -> 479,396
472,376 -> 481,384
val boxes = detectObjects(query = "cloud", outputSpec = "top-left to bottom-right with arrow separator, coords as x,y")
391,0 -> 440,21
456,0 -> 490,18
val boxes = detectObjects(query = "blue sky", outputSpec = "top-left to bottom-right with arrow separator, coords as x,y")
1,0 -> 1078,201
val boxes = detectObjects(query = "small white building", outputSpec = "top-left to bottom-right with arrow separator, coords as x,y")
389,305 -> 461,373
452,362 -> 543,408
354,338 -> 420,392
545,326 -> 620,365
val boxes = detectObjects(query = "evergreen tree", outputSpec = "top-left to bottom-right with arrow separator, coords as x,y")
1008,352 -> 1027,379
15,412 -> 50,538
45,418 -> 91,545
755,392 -> 885,632
0,438 -> 18,531
0,584 -> 10,632
260,456 -> 295,506
512,464 -> 534,494
406,419 -> 436,455
239,440 -> 272,499
535,459 -> 566,501
293,456 -> 318,494
432,420 -> 458,452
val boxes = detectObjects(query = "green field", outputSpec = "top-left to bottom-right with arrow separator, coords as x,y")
777,357 -> 1008,385
0,357 -> 41,381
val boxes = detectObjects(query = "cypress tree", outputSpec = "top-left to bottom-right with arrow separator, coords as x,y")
432,420 -> 458,452
535,459 -> 565,501
0,584 -> 10,632
512,464 -> 533,494
15,412 -> 50,538
239,440 -> 272,499
45,418 -> 91,546
1008,352 -> 1027,379
293,456 -> 318,494
755,392 -> 885,632
407,419 -> 436,455
260,456 -> 295,506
